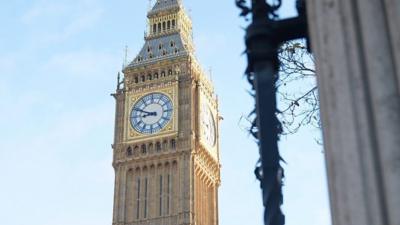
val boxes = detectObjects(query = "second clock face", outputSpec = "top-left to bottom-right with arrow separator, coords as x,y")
201,102 -> 216,147
130,92 -> 173,134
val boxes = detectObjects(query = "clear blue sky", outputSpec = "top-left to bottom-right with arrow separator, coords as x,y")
0,0 -> 330,224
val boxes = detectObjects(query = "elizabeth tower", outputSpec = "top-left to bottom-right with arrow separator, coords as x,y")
111,1 -> 221,225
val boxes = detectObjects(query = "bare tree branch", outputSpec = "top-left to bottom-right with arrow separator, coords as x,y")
275,41 -> 321,136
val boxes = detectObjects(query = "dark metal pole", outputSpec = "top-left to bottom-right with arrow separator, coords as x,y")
236,1 -> 309,225
246,2 -> 284,225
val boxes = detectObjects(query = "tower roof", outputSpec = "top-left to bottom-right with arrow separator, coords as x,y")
149,0 -> 182,15
127,33 -> 188,68
124,0 -> 192,69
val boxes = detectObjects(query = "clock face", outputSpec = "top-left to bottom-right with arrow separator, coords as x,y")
201,102 -> 216,147
130,93 -> 173,134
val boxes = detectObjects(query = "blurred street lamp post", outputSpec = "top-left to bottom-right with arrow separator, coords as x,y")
236,1 -> 309,224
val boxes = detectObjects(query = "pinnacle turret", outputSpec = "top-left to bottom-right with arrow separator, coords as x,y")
149,0 -> 182,15
125,0 -> 193,68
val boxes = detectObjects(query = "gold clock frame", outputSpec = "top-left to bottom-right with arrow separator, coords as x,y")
124,84 -> 179,142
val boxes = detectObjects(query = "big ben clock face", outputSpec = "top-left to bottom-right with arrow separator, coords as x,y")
201,102 -> 216,147
130,92 -> 173,134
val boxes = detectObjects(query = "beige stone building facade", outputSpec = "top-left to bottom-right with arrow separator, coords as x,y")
111,1 -> 221,225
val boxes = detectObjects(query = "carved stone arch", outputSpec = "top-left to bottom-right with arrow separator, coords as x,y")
141,75 -> 145,82
125,167 -> 135,221
162,140 -> 168,150
148,142 -> 154,154
141,144 -> 147,154
135,166 -> 141,173
147,73 -> 152,80
167,20 -> 171,29
170,139 -> 176,150
154,72 -> 159,79
168,69 -> 173,75
155,141 -> 162,152
161,70 -> 166,77
134,145 -> 139,156
158,23 -> 161,33
127,146 -> 133,156
134,76 -> 139,83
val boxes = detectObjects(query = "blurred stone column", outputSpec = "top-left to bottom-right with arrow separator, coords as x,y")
306,0 -> 400,225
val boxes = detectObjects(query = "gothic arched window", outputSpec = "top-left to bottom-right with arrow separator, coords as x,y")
170,139 -> 176,149
172,20 -> 176,28
147,74 -> 152,80
158,23 -> 161,33
134,146 -> 139,155
167,21 -> 171,30
127,146 -> 133,156
141,144 -> 147,154
141,75 -> 145,82
156,142 -> 161,152
154,72 -> 159,79
162,21 -> 166,31
134,76 -> 139,83
153,24 -> 157,33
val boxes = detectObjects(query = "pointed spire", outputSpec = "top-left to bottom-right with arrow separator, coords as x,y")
122,45 -> 128,69
149,0 -> 182,14
125,0 -> 193,68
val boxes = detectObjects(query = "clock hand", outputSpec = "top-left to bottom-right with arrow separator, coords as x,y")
134,108 -> 152,114
142,112 -> 158,118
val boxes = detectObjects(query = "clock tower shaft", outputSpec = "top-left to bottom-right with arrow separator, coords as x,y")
111,1 -> 220,225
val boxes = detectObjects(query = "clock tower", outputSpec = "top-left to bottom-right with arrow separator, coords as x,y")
111,1 -> 221,225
